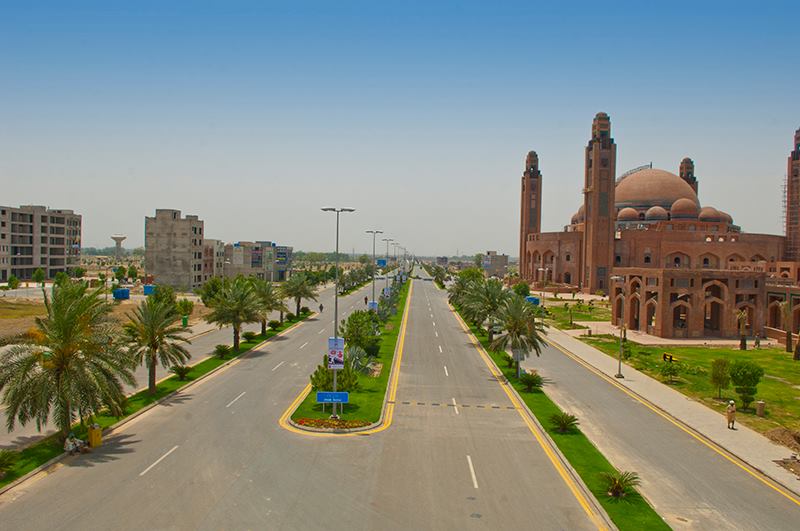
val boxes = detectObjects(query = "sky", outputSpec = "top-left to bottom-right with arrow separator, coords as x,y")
1,1 -> 798,257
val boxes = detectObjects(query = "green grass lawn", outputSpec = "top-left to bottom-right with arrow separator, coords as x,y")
461,313 -> 668,531
292,282 -> 410,425
0,314 -> 309,489
544,300 -> 612,329
581,334 -> 800,435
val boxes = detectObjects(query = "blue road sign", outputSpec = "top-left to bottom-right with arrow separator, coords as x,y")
368,300 -> 379,311
376,258 -> 387,267
525,296 -> 540,306
316,392 -> 349,404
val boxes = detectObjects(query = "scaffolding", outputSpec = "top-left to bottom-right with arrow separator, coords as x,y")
784,173 -> 800,260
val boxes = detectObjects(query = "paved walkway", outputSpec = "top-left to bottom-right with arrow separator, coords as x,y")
544,326 -> 800,496
566,320 -> 777,347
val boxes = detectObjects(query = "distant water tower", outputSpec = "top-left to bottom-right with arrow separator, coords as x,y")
111,235 -> 127,261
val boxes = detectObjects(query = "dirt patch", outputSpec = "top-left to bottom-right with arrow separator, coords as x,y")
369,362 -> 383,378
766,427 -> 800,454
774,456 -> 800,479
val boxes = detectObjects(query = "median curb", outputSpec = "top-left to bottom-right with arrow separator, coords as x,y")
280,282 -> 412,437
0,315 -> 312,498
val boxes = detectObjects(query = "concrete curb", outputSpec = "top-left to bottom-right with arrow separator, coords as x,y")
545,331 -> 800,499
0,315 -> 312,498
284,283 -> 411,436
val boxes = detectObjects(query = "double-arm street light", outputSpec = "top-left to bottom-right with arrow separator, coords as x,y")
610,274 -> 626,379
321,206 -> 356,418
365,229 -> 383,307
382,237 -> 393,294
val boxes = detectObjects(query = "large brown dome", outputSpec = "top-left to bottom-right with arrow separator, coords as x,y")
615,168 -> 699,210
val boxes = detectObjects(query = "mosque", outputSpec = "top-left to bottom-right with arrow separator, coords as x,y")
519,112 -> 800,339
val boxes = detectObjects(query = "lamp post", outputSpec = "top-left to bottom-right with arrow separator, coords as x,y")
365,230 -> 383,307
610,275 -> 625,379
321,207 -> 356,418
382,237 -> 392,295
537,266 -> 550,304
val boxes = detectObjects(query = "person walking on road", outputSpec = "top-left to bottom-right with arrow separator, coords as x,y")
318,303 -> 324,313
364,296 -> 368,306
726,400 -> 737,430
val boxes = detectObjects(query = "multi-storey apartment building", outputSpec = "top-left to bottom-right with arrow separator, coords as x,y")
202,238 -> 225,283
0,205 -> 81,281
481,250 -> 509,278
144,209 -> 204,290
273,244 -> 293,281
223,241 -> 275,280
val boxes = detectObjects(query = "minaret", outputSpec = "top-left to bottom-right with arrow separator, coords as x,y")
679,157 -> 698,195
581,112 -> 617,292
519,151 -> 542,280
786,128 -> 800,261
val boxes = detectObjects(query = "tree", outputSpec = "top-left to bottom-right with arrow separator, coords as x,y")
735,309 -> 748,351
458,267 -> 484,284
280,273 -> 318,318
152,285 -> 177,308
0,280 -> 134,439
490,295 -> 547,378
340,310 -> 381,355
32,268 -> 46,286
779,300 -> 793,353
176,298 -> 194,317
512,282 -> 530,298
127,266 -> 138,282
205,276 -> 260,351
462,278 -> 509,342
710,358 -> 731,399
68,267 -> 86,279
251,278 -> 288,335
7,274 -> 20,290
729,359 -> 765,410
659,361 -> 680,384
114,266 -> 127,282
197,276 -> 224,306
124,298 -> 192,395
474,253 -> 484,268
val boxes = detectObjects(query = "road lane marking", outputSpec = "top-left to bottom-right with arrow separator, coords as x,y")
272,361 -> 285,372
299,341 -> 309,350
444,365 -> 449,376
317,329 -> 325,334
450,303 -> 609,530
435,331 -> 438,338
466,455 -> 479,488
452,397 -> 459,415
226,391 -> 247,408
432,321 -> 436,327
438,345 -> 443,353
139,445 -> 179,477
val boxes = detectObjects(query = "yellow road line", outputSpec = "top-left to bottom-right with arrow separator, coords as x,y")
449,305 -> 608,531
546,338 -> 800,508
278,282 -> 413,437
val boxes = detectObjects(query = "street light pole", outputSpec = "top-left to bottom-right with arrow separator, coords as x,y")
611,275 -> 625,379
382,237 -> 392,295
365,230 -> 383,307
322,207 -> 356,418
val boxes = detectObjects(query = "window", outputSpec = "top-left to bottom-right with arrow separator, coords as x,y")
565,254 -> 571,262
644,255 -> 651,264
703,258 -> 710,267
615,255 -> 621,264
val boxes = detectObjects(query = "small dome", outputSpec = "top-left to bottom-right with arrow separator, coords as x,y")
571,204 -> 585,224
617,207 -> 639,221
718,211 -> 733,224
699,206 -> 723,222
645,206 -> 669,220
670,198 -> 699,219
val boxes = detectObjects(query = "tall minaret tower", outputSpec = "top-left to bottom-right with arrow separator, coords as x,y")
679,157 -> 698,195
785,128 -> 800,261
581,112 -> 617,292
519,151 -> 542,280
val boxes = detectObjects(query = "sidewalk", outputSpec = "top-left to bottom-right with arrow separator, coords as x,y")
566,321 -> 777,347
545,326 -> 800,496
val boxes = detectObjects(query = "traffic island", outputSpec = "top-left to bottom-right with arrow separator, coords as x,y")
281,281 -> 411,435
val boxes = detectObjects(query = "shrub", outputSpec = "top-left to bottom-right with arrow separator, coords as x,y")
0,450 -> 19,478
7,274 -> 20,290
550,412 -> 579,433
730,359 -> 765,410
176,298 -> 194,316
286,312 -> 296,322
300,306 -> 310,314
519,370 -> 544,392
659,361 -> 680,384
170,365 -> 191,381
600,471 -> 640,498
268,320 -> 281,331
503,352 -> 515,369
213,344 -> 231,359
242,331 -> 258,342
310,355 -> 333,391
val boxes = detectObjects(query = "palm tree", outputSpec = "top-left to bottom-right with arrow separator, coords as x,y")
491,295 -> 547,378
251,278 -> 288,335
462,278 -> 509,342
124,298 -> 192,395
0,280 -> 134,440
735,309 -> 748,351
205,276 -> 260,351
280,273 -> 318,318
779,300 -> 793,353
447,275 -> 473,307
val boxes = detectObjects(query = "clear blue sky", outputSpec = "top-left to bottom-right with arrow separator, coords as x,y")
1,1 -> 797,256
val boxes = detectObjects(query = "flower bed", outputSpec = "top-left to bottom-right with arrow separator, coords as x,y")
294,418 -> 371,429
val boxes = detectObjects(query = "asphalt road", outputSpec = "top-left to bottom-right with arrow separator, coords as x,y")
0,286 -> 334,449
0,271 -> 602,530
